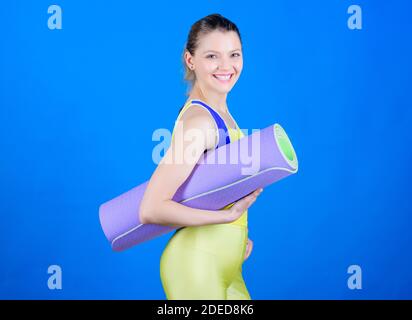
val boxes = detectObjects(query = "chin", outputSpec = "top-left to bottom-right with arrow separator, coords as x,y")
209,86 -> 230,95
209,82 -> 236,94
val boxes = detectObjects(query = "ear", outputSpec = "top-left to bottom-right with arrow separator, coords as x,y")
184,51 -> 194,68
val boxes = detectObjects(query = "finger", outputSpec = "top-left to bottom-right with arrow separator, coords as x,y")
253,189 -> 262,198
244,247 -> 250,261
252,189 -> 261,198
246,189 -> 260,198
245,194 -> 256,204
245,247 -> 251,260
245,192 -> 254,199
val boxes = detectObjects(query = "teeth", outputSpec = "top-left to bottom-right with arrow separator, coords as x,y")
214,74 -> 232,80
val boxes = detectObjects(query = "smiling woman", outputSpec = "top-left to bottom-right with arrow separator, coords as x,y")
181,14 -> 243,99
139,13 -> 262,300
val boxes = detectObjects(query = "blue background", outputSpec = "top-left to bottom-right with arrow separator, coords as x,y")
1,0 -> 411,299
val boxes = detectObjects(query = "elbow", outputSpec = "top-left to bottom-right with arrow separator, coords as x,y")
139,204 -> 155,225
140,199 -> 166,225
140,195 -> 170,225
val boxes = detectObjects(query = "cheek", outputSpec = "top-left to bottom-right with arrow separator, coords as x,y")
204,62 -> 218,74
198,62 -> 218,78
235,60 -> 243,72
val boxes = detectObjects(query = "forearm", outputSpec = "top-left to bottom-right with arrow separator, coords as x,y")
141,199 -> 230,227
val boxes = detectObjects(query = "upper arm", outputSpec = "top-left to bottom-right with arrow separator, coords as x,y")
140,106 -> 217,217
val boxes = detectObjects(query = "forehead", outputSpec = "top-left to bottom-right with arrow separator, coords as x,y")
197,30 -> 241,53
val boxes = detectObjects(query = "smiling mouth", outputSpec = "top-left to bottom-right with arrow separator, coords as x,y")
213,73 -> 234,82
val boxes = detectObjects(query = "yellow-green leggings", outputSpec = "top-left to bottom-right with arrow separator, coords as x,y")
160,224 -> 251,300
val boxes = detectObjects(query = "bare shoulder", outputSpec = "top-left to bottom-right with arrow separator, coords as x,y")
176,104 -> 218,151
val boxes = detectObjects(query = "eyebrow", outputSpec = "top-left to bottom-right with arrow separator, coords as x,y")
202,49 -> 241,54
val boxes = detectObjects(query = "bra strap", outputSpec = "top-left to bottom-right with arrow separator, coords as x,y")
191,100 -> 230,148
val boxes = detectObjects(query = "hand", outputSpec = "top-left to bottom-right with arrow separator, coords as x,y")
225,188 -> 263,223
243,238 -> 253,261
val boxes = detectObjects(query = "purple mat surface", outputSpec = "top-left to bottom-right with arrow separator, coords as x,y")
99,123 -> 298,251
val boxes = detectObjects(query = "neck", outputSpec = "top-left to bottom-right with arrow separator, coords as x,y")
189,82 -> 228,114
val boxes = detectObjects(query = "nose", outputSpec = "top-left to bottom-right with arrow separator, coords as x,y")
217,57 -> 233,72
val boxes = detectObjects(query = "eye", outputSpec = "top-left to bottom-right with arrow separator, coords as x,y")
232,52 -> 241,57
206,54 -> 217,59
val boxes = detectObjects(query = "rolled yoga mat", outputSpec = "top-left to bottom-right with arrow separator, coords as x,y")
99,123 -> 298,251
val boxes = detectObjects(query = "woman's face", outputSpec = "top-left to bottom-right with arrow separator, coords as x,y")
188,30 -> 243,94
